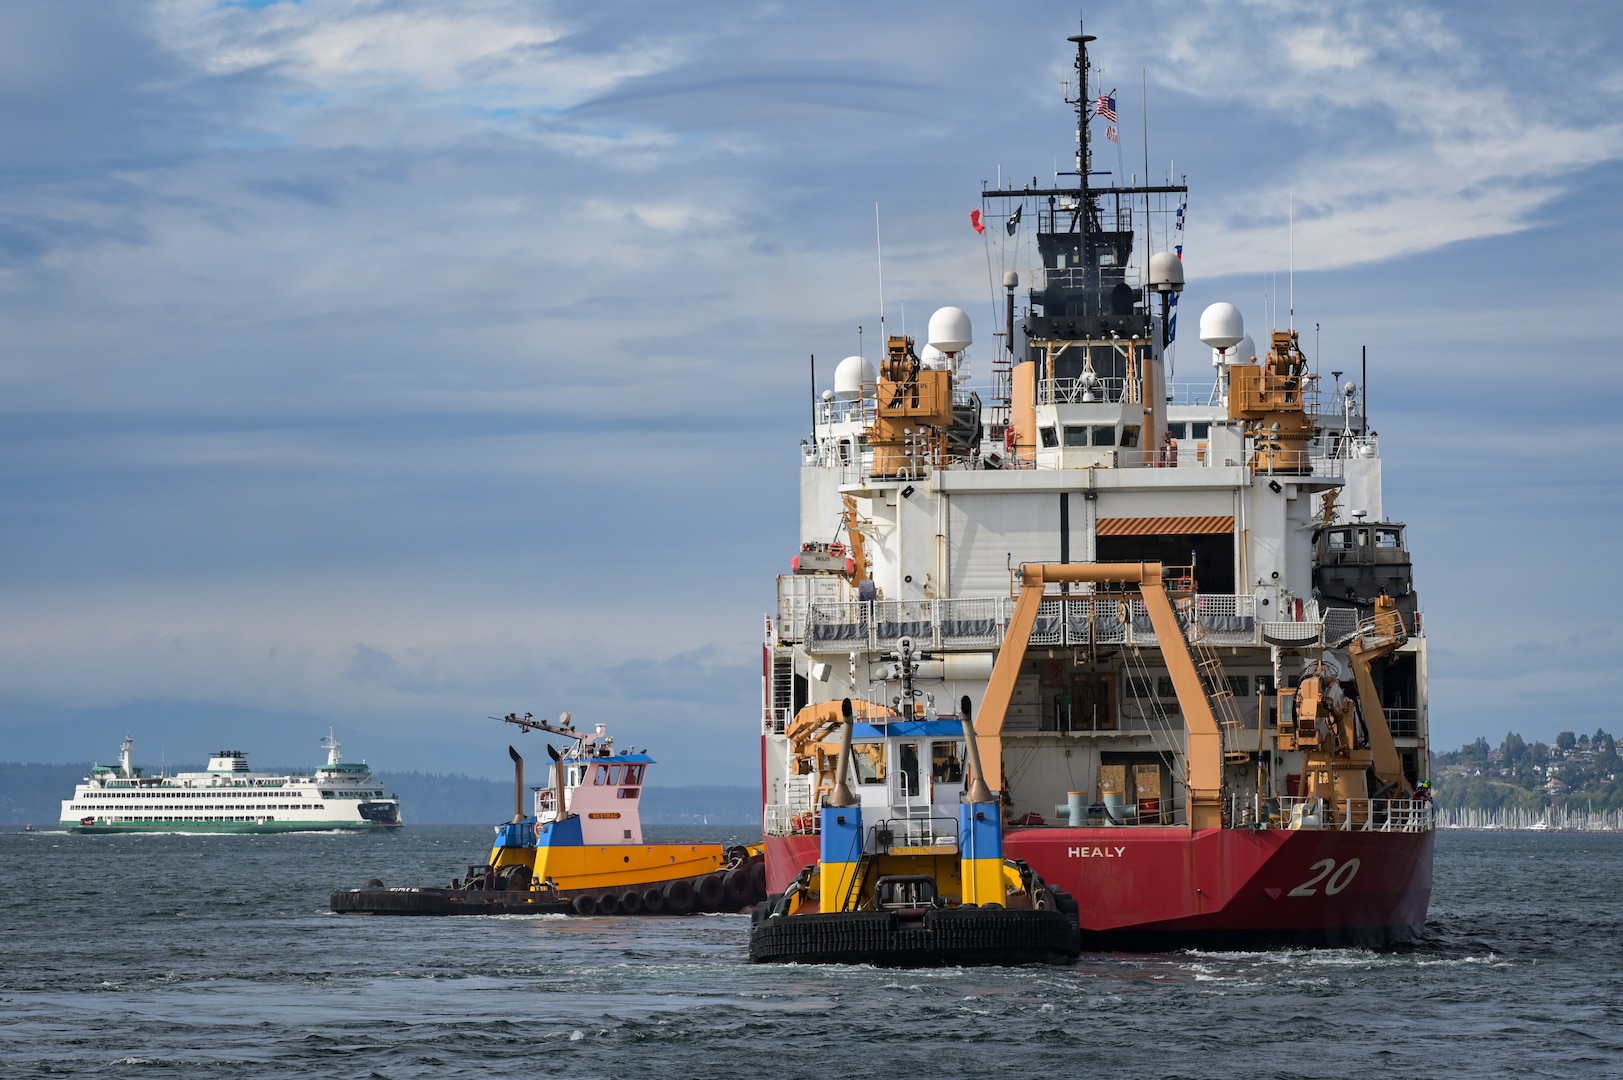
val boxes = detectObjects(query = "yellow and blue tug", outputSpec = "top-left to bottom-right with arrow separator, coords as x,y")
749,675 -> 1080,966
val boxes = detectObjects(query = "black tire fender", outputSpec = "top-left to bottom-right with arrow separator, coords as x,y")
723,868 -> 753,907
694,874 -> 725,910
662,878 -> 696,915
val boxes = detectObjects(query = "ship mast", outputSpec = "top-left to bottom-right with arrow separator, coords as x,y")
1070,31 -> 1095,217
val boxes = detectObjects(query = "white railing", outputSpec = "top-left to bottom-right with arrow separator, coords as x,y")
874,815 -> 960,852
1274,795 -> 1433,832
764,802 -> 822,837
801,593 -> 1314,652
1037,375 -> 1134,406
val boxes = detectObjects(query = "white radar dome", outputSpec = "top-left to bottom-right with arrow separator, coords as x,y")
1198,302 -> 1244,350
834,354 -> 876,400
1148,251 -> 1185,293
927,306 -> 973,355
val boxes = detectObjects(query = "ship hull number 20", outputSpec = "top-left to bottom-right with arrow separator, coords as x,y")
1288,857 -> 1361,897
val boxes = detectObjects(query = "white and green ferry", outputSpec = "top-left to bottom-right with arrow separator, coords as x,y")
61,733 -> 403,833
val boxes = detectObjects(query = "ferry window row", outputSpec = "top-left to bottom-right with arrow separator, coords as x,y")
89,790 -> 374,799
78,795 -> 326,805
94,816 -> 289,823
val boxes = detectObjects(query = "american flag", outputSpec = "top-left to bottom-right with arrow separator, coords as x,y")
1096,92 -> 1117,123
1106,125 -> 1119,144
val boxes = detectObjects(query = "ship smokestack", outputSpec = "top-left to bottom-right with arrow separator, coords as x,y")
960,695 -> 996,804
508,745 -> 525,823
827,698 -> 858,808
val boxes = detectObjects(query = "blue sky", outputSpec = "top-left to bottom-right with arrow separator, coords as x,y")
2,0 -> 1620,781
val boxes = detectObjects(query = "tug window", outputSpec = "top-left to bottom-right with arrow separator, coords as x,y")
851,743 -> 886,784
1375,529 -> 1401,549
1328,530 -> 1351,550
930,741 -> 964,784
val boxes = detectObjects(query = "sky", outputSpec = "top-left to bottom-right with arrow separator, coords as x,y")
2,0 -> 1620,781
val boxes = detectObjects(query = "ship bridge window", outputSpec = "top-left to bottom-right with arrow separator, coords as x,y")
1119,425 -> 1140,449
838,439 -> 851,464
592,765 -> 609,785
1063,425 -> 1089,447
617,786 -> 640,800
1091,425 -> 1115,447
1375,528 -> 1401,549
851,742 -> 886,784
1328,530 -> 1351,550
1165,422 -> 1187,440
608,764 -> 625,785
1191,422 -> 1210,440
1039,426 -> 1058,449
930,741 -> 963,783
625,765 -> 645,785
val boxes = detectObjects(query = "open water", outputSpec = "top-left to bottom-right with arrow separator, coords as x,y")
1,825 -> 1619,1079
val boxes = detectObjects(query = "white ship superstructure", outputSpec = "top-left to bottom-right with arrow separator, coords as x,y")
61,733 -> 402,833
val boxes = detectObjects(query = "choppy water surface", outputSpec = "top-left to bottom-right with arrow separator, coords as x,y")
1,826 -> 1618,1078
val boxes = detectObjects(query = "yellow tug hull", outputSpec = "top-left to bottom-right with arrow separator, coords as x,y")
490,842 -> 735,893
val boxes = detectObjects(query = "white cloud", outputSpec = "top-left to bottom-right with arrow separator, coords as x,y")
1114,1 -> 1623,273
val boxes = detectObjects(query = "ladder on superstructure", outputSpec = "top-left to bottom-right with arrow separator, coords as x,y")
840,851 -> 877,912
1179,601 -> 1251,763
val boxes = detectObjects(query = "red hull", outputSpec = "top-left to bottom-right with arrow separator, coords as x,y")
767,825 -> 1433,950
